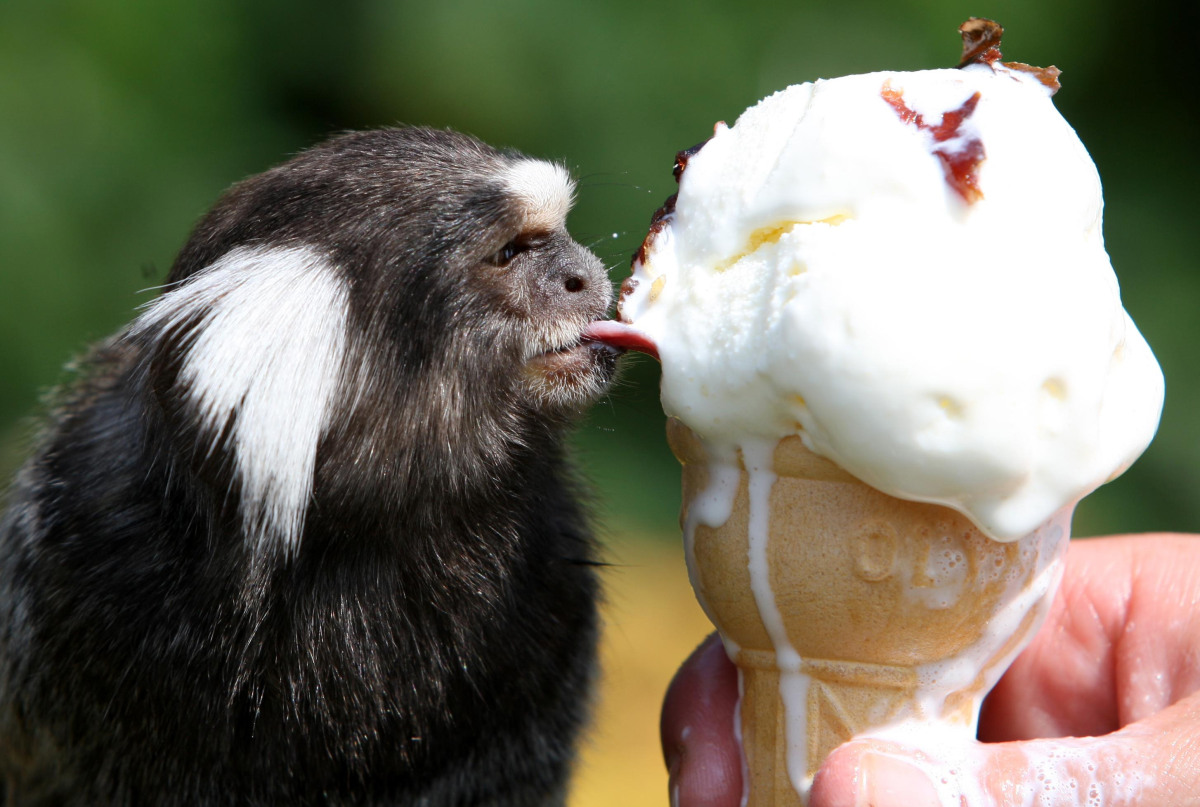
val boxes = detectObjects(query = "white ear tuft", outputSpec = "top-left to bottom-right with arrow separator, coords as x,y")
502,159 -> 576,231
134,245 -> 350,555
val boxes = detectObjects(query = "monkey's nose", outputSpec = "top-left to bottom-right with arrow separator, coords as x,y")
552,241 -> 612,316
560,242 -> 610,300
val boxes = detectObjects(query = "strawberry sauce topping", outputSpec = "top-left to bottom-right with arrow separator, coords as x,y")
881,83 -> 986,204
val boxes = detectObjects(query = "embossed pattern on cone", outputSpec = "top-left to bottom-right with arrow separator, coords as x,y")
668,419 -> 1070,803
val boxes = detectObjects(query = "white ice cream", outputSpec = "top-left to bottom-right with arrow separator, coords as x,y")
620,61 -> 1163,540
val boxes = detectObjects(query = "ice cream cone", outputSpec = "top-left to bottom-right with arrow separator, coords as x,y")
667,418 -> 1071,805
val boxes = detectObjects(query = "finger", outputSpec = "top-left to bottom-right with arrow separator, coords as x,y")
980,534 -> 1200,741
811,688 -> 1200,807
661,633 -> 743,807
980,536 -> 1129,740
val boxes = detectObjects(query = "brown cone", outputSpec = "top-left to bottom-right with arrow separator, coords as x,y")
668,418 -> 1070,804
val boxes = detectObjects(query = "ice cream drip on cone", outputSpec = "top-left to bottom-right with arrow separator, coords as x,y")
669,419 -> 1069,802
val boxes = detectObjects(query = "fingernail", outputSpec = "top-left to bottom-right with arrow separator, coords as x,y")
858,752 -> 943,807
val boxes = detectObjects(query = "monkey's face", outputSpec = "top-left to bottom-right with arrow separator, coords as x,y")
472,159 -> 617,416
305,133 -> 622,424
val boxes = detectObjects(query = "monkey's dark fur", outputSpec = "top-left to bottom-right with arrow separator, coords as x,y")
0,128 -> 621,805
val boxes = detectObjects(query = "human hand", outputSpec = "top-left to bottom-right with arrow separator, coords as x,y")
661,534 -> 1200,806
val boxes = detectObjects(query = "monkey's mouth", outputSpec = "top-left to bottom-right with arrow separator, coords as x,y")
528,319 -> 657,371
527,335 -> 616,377
522,319 -> 652,403
581,320 -> 659,360
522,320 -> 657,408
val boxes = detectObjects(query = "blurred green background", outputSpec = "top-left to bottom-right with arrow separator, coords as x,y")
5,0 -> 1195,539
1,1 -> 1197,804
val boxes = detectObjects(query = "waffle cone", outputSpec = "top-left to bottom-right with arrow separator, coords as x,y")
667,419 -> 1070,805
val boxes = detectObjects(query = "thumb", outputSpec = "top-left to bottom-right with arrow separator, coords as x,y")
661,634 -> 743,807
809,690 -> 1200,807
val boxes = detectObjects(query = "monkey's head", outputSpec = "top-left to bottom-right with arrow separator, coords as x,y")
132,128 -> 621,552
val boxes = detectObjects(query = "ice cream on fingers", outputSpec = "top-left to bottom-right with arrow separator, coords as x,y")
591,18 -> 1164,806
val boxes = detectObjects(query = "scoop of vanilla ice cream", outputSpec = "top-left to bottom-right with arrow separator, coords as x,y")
621,62 -> 1163,540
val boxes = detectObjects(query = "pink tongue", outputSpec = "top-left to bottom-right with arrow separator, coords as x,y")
584,320 -> 660,361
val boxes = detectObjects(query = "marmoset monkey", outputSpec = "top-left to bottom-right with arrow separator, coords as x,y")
0,127 -> 624,806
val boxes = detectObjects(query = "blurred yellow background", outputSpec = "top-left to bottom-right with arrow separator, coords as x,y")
572,537 -> 714,807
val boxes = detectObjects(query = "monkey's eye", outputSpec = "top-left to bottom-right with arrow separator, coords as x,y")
488,239 -> 529,267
